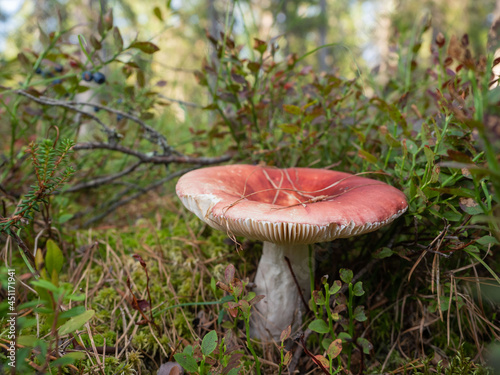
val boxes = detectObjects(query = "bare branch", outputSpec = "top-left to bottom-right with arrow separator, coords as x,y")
14,90 -> 174,154
157,94 -> 202,108
63,100 -> 174,153
64,161 -> 143,192
15,89 -> 117,139
73,142 -> 232,165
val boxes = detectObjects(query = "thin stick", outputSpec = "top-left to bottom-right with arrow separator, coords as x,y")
284,256 -> 310,312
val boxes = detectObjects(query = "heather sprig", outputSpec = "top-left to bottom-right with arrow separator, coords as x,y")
0,138 -> 75,236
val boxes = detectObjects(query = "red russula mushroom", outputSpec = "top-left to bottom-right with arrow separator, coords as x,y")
175,164 -> 408,340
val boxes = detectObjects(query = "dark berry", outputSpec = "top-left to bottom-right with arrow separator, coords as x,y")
93,72 -> 106,84
93,106 -> 100,112
116,114 -> 124,121
82,71 -> 93,82
52,78 -> 62,84
35,67 -> 42,74
54,64 -> 63,73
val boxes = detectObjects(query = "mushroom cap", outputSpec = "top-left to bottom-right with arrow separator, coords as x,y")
176,165 -> 408,244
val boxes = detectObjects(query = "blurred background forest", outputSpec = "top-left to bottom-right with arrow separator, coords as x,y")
1,0 -> 500,374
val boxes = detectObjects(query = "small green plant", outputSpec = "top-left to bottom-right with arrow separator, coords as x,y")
173,329 -> 241,375
307,269 -> 372,374
278,325 -> 292,375
216,264 -> 263,374
412,344 -> 491,374
0,136 -> 74,271
0,137 -> 75,234
0,243 -> 94,373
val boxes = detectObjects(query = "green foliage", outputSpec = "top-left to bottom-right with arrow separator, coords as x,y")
412,345 -> 491,375
0,138 -> 74,236
216,263 -> 263,374
308,270 -> 370,374
173,330 -> 242,375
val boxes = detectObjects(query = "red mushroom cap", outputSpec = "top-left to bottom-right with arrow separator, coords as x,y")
176,165 -> 408,244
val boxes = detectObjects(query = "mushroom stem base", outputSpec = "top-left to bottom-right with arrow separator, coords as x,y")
251,242 -> 312,340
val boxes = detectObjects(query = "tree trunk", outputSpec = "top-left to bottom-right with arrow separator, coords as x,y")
318,0 -> 328,71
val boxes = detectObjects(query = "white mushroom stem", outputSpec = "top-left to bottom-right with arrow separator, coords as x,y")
250,242 -> 312,340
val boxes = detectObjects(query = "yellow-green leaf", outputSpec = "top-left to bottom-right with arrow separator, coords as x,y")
45,239 -> 64,277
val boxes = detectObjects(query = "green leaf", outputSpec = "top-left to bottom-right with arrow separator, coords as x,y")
45,239 -> 64,277
59,306 -> 86,319
404,139 -> 419,154
321,338 -> 333,351
153,6 -> 163,21
356,337 -> 373,354
338,332 -> 352,343
283,104 -> 302,115
50,356 -> 75,367
373,247 -> 393,259
476,235 -> 499,246
58,214 -> 73,224
308,319 -> 329,334
32,279 -> 60,293
18,300 -> 48,310
58,309 -> 95,335
313,290 -> 325,305
201,330 -> 218,356
17,335 -> 38,347
130,41 -> 160,54
253,38 -> 267,54
50,352 -> 86,367
174,353 -> 199,372
329,280 -> 342,295
339,269 -> 353,284
353,281 -> 365,296
353,306 -> 367,322
278,123 -> 300,134
442,211 -> 463,222
358,149 -> 378,164
247,61 -> 261,72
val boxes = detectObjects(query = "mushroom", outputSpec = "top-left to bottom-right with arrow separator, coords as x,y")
175,165 -> 408,340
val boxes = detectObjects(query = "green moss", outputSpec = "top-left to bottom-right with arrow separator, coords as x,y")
94,287 -> 120,307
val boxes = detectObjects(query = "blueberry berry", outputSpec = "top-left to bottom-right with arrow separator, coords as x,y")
93,106 -> 100,112
52,78 -> 62,85
82,71 -> 93,82
35,67 -> 42,74
116,114 -> 124,121
93,72 -> 106,84
54,64 -> 63,73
